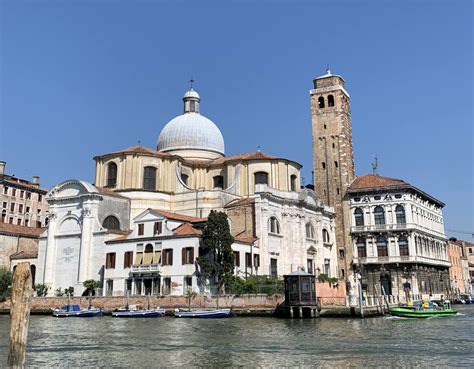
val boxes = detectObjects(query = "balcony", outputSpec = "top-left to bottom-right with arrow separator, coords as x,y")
355,255 -> 450,267
351,223 -> 410,233
131,263 -> 161,274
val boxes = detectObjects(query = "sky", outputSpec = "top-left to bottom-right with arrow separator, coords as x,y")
0,0 -> 472,238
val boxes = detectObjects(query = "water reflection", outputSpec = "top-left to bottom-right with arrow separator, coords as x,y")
0,306 -> 473,367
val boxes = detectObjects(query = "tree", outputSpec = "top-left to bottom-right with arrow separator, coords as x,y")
196,211 -> 234,294
0,266 -> 13,302
34,283 -> 50,297
82,279 -> 99,296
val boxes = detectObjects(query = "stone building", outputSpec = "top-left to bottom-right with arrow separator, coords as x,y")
348,174 -> 450,300
310,69 -> 355,280
36,87 -> 337,296
0,161 -> 49,228
447,239 -> 467,297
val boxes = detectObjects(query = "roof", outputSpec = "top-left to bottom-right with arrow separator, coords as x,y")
10,250 -> 38,260
153,209 -> 207,223
224,197 -> 256,208
94,146 -> 171,160
348,174 -> 445,207
285,269 -> 313,276
172,222 -> 202,236
95,186 -> 129,199
233,235 -> 258,245
212,151 -> 277,165
0,223 -> 45,238
1,176 -> 48,193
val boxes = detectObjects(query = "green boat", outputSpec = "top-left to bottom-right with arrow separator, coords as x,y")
389,301 -> 457,318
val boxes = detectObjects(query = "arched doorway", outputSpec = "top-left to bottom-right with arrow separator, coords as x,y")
380,269 -> 392,295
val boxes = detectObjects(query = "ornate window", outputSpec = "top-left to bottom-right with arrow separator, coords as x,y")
376,236 -> 388,257
254,172 -> 268,185
318,96 -> 325,108
305,223 -> 315,239
213,175 -> 224,189
143,166 -> 157,190
107,162 -> 117,187
328,94 -> 335,107
356,237 -> 367,258
268,217 -> 280,234
399,236 -> 409,256
322,229 -> 330,243
103,215 -> 120,230
290,174 -> 297,191
395,205 -> 406,224
354,208 -> 364,226
374,206 -> 385,225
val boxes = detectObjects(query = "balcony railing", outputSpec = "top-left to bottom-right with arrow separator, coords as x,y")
355,255 -> 450,267
131,263 -> 161,274
351,223 -> 410,233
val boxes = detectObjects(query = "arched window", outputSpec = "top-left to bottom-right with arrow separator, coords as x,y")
103,215 -> 120,230
107,162 -> 117,188
354,208 -> 364,226
328,94 -> 335,107
255,172 -> 268,185
318,96 -> 325,108
290,175 -> 297,191
213,175 -> 224,189
30,265 -> 36,286
356,237 -> 366,258
45,217 -> 49,227
395,205 -> 406,224
144,244 -> 154,265
268,217 -> 280,234
1,210 -> 6,223
374,206 -> 385,225
322,162 -> 326,169
181,173 -> 189,185
399,236 -> 409,256
322,229 -> 330,243
143,166 -> 157,190
376,236 -> 388,257
305,223 -> 315,239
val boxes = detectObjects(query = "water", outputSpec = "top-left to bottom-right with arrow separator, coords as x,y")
1,306 -> 473,367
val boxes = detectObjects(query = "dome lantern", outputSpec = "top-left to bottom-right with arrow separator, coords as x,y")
183,88 -> 200,114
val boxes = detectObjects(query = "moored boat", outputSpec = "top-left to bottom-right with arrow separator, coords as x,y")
52,304 -> 103,317
112,305 -> 165,318
174,308 -> 232,318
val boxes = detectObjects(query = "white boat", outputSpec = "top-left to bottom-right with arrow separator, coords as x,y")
112,304 -> 165,318
174,308 -> 233,318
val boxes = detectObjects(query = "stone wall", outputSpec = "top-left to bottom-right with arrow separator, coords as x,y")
0,234 -> 38,268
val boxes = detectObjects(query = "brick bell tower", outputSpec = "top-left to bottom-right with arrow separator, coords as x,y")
310,69 -> 355,281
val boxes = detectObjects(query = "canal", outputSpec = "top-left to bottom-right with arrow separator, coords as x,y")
1,306 -> 473,367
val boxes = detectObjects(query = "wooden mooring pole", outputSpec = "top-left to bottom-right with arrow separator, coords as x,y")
7,262 -> 33,368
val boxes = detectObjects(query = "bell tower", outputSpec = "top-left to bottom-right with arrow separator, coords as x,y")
310,69 -> 355,280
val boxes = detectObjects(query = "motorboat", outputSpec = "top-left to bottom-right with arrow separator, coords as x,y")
174,308 -> 233,318
112,304 -> 166,318
389,300 -> 457,318
52,304 -> 103,317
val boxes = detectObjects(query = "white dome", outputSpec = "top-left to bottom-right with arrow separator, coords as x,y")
183,89 -> 200,99
157,112 -> 225,156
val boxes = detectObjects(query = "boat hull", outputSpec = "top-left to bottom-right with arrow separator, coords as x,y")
112,309 -> 165,318
174,309 -> 232,318
389,307 -> 457,318
53,309 -> 103,318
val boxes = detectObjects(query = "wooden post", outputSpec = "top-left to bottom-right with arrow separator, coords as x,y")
8,262 -> 33,368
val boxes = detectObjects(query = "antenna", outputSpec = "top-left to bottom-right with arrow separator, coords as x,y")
371,155 -> 379,175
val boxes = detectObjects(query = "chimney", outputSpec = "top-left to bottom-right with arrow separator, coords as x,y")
32,176 -> 40,187
0,161 -> 5,176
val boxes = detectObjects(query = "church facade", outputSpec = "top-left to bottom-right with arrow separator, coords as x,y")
36,87 -> 337,296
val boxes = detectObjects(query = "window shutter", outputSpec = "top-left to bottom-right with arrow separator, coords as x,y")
157,222 -> 162,234
190,248 -> 194,263
170,250 -> 173,265
182,248 -> 186,265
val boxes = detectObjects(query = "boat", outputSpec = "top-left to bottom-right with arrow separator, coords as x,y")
52,304 -> 103,317
112,304 -> 166,318
174,308 -> 233,318
389,300 -> 457,318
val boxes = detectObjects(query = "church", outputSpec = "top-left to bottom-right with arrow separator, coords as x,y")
36,86 -> 337,296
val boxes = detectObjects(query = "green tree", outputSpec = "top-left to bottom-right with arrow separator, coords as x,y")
196,211 -> 234,294
0,266 -> 13,302
34,283 -> 50,297
82,279 -> 99,296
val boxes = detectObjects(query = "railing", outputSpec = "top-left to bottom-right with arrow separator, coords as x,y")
351,223 -> 410,232
131,264 -> 161,274
355,255 -> 450,267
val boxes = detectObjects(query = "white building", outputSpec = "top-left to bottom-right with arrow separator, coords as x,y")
36,87 -> 337,296
348,174 -> 450,300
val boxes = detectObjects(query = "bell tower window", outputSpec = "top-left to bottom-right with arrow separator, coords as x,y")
328,95 -> 335,107
318,96 -> 325,108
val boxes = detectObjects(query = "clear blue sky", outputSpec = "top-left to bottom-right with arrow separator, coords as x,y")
1,0 -> 472,238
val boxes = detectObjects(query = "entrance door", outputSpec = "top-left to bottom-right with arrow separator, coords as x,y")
380,272 -> 392,295
144,279 -> 152,295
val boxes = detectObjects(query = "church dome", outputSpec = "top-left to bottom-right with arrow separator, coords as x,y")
157,88 -> 225,160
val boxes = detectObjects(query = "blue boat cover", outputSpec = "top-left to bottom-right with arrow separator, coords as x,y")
60,304 -> 81,312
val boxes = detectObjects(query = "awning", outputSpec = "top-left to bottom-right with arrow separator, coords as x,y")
143,252 -> 153,265
134,253 -> 143,265
153,251 -> 161,264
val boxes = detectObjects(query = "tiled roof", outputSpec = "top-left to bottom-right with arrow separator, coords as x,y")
154,209 -> 207,223
172,223 -> 203,236
224,197 -> 256,208
108,234 -> 129,242
211,152 -> 277,165
233,235 -> 258,245
0,223 -> 45,238
10,250 -> 38,259
2,177 -> 48,193
94,145 -> 172,159
95,186 -> 129,199
349,175 -> 407,190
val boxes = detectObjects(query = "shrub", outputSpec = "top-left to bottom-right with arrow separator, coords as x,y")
0,266 -> 13,302
34,283 -> 50,297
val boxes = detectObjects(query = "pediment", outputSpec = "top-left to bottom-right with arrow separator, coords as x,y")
47,180 -> 98,200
